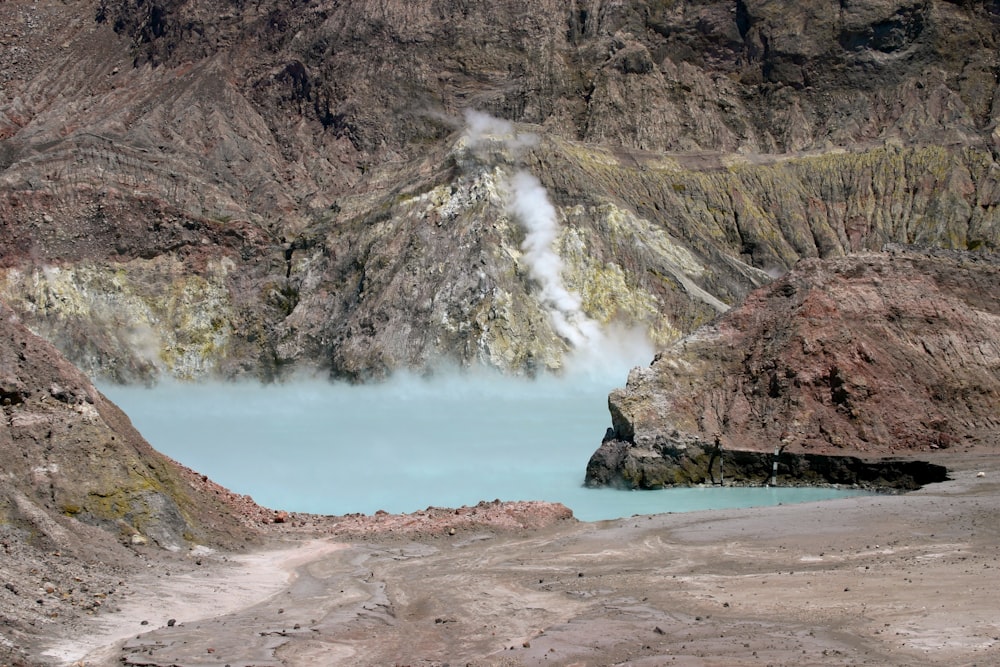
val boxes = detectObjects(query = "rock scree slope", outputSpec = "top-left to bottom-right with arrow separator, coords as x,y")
0,300 -> 268,665
0,301 -> 264,550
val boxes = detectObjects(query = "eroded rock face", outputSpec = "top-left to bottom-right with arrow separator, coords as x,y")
96,0 -> 1000,154
586,247 -> 1000,488
0,301 -> 261,549
1,1 -> 1000,381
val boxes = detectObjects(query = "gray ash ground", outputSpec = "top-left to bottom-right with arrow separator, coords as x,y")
13,452 -> 998,667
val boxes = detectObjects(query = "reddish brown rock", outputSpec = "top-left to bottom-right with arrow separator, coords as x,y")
0,299 -> 270,665
587,247 -> 1000,488
312,500 -> 575,538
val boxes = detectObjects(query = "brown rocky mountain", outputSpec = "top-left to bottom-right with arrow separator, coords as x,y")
0,301 -> 266,665
2,0 -> 1000,381
586,246 -> 1000,488
0,300 -> 262,549
0,3 -> 998,663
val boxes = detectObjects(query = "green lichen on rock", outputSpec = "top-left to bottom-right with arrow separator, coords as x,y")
0,300 -> 259,552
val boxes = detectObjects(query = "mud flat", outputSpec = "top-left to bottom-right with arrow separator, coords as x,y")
27,452 -> 996,667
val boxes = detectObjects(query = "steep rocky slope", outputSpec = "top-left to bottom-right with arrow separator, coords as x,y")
586,246 -> 1000,488
2,0 -> 1000,381
0,301 -> 262,549
0,300 -> 267,664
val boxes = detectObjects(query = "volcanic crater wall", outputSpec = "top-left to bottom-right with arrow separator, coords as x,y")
2,0 -> 1000,381
0,302 -> 262,550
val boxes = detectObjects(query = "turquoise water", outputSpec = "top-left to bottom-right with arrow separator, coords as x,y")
100,372 -> 870,522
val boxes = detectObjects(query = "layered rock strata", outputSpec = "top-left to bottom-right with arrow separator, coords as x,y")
2,1 -> 1000,380
586,247 -> 1000,488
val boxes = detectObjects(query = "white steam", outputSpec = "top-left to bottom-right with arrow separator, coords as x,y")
460,110 -> 654,372
506,170 -> 603,351
462,109 -> 536,151
463,109 -> 513,141
765,266 -> 787,280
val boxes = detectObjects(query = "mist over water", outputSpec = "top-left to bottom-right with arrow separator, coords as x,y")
97,112 -> 869,520
97,112 -> 868,521
101,369 -> 869,522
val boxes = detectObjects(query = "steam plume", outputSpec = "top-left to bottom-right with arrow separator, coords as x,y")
461,110 -> 653,374
506,171 -> 602,351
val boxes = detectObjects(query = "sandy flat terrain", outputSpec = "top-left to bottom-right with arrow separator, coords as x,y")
42,454 -> 1000,667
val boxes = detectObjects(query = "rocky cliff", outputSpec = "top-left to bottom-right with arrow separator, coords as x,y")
586,246 -> 999,488
2,0 -> 1000,381
0,300 -> 262,549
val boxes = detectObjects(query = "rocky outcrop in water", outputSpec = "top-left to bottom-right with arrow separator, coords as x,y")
2,1 -> 1000,381
586,247 -> 1000,488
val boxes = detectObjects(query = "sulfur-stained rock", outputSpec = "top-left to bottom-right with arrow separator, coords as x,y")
2,0 -> 1000,381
